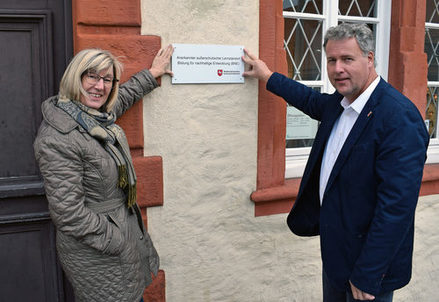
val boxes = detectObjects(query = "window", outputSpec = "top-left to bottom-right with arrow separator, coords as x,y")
425,0 -> 439,140
283,0 -> 391,178
426,0 -> 439,139
425,0 -> 439,164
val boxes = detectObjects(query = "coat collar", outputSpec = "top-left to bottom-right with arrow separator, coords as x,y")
41,96 -> 79,134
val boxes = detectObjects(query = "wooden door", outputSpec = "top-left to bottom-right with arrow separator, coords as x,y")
0,0 -> 73,301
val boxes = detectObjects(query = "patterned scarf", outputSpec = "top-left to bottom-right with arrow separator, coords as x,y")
57,98 -> 137,208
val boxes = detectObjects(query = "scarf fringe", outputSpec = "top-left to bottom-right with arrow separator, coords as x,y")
119,165 -> 136,208
127,184 -> 137,208
118,165 -> 128,188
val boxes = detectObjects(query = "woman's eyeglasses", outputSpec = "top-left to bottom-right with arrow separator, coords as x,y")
84,72 -> 119,87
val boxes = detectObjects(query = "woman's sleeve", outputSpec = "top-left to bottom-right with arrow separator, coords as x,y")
112,69 -> 159,118
34,132 -> 124,255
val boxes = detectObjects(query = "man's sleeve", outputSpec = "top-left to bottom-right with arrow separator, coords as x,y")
266,72 -> 330,121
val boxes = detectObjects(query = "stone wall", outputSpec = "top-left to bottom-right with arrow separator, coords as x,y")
140,0 -> 439,301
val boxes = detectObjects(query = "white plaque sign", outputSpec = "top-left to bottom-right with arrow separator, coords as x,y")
171,43 -> 244,84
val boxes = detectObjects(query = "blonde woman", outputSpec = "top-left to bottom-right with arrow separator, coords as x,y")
34,46 -> 173,302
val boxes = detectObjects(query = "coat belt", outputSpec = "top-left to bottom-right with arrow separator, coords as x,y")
86,199 -> 124,213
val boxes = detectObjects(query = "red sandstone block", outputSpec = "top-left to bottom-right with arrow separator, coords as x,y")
144,270 -> 166,302
75,0 -> 141,26
75,34 -> 161,81
133,156 -> 164,208
117,101 -> 144,149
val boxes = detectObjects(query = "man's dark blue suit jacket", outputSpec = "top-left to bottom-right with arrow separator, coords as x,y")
267,72 -> 429,295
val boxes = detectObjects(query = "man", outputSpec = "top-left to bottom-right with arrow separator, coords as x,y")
242,23 -> 429,301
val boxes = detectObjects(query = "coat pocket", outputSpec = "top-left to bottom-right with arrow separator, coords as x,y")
345,231 -> 367,267
106,206 -> 130,237
106,212 -> 122,229
103,211 -> 127,255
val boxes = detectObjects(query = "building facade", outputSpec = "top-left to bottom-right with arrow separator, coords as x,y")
1,0 -> 438,301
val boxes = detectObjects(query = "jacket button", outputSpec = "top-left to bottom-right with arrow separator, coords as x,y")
140,236 -> 144,240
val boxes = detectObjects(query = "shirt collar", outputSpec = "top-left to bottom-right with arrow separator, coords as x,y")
340,76 -> 380,113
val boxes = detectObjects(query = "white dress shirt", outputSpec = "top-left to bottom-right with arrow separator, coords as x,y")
319,76 -> 380,204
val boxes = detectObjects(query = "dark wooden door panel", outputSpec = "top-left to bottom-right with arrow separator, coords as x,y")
0,1 -> 73,301
0,11 -> 52,198
0,206 -> 59,302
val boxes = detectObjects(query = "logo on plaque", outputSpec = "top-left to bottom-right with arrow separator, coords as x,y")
217,69 -> 223,76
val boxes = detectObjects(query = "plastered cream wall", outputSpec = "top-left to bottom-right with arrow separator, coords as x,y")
140,1 -> 439,301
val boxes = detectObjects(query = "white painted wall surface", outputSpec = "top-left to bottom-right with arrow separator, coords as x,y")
140,1 -> 439,301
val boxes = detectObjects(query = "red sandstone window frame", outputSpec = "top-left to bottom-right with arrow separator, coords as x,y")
250,0 -> 300,217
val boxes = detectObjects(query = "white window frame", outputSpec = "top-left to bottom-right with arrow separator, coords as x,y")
285,0 -> 392,178
425,21 -> 439,164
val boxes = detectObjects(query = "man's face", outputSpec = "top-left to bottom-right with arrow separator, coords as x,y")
325,37 -> 375,103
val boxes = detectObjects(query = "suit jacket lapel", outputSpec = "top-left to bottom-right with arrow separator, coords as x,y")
300,99 -> 343,190
324,79 -> 384,196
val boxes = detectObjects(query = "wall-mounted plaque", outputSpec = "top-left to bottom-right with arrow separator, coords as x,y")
171,43 -> 244,84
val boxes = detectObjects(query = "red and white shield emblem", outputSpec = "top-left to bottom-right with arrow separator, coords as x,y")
217,69 -> 223,76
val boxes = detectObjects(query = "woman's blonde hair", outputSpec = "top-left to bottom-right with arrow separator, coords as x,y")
59,48 -> 123,112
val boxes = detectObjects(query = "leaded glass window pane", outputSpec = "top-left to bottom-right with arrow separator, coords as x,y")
426,28 -> 439,81
339,0 -> 376,17
284,18 -> 323,81
283,0 -> 322,14
283,1 -> 322,149
426,0 -> 439,24
426,0 -> 439,138
426,87 -> 438,138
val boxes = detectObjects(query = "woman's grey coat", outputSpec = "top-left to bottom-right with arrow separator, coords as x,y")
34,70 -> 159,302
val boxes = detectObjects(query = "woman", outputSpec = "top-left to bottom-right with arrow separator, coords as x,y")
34,46 -> 173,302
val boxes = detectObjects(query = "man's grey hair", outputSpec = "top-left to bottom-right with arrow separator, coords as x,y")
323,23 -> 376,66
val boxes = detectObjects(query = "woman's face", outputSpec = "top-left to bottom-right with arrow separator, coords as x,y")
80,67 -> 114,110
